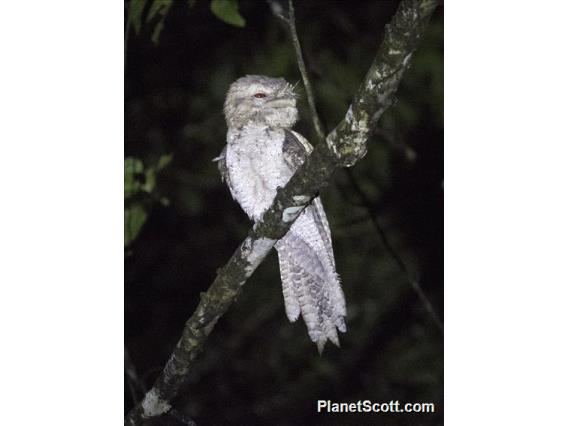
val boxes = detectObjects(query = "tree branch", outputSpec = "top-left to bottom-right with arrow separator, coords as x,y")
285,0 -> 441,332
125,1 -> 439,424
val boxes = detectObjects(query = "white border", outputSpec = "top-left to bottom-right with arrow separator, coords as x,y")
446,1 -> 568,424
0,1 -> 123,424
1,1 -> 567,424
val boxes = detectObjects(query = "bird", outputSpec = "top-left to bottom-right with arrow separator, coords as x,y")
215,75 -> 346,353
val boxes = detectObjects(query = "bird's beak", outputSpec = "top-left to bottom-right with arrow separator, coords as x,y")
266,97 -> 296,109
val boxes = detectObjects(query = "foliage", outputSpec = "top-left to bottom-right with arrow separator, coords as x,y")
146,0 -> 174,44
124,154 -> 172,247
126,0 -> 245,46
127,0 -> 195,44
210,0 -> 246,27
127,0 -> 147,35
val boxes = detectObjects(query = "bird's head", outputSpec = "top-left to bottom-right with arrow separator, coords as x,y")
224,75 -> 299,129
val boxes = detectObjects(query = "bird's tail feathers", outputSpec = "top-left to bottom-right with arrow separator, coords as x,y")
276,234 -> 347,353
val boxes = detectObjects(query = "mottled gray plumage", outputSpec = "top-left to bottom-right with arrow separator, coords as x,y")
216,75 -> 346,352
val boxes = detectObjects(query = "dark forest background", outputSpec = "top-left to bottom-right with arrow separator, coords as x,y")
125,0 -> 443,425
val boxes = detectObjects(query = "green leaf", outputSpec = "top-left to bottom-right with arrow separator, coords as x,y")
124,155 -> 147,245
147,0 -> 173,44
128,0 -> 147,34
125,203 -> 148,246
142,154 -> 172,193
147,0 -> 171,21
124,155 -> 172,246
210,0 -> 246,27
156,153 -> 173,171
128,0 -> 194,45
124,157 -> 144,198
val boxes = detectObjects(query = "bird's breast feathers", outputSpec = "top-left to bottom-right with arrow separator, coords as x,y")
225,126 -> 292,221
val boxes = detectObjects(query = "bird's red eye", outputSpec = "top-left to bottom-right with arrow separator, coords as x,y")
254,93 -> 266,98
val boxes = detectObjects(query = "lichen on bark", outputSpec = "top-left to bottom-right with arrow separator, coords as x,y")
327,0 -> 438,167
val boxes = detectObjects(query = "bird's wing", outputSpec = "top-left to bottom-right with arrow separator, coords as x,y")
282,130 -> 335,268
280,130 -> 345,352
213,146 -> 231,187
282,129 -> 313,169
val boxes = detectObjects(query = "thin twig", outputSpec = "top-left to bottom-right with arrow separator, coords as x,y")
267,0 -> 289,25
345,169 -> 443,333
287,0 -> 326,142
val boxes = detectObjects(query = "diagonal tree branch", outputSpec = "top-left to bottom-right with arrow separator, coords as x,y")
283,0 -> 442,332
125,0 -> 439,424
